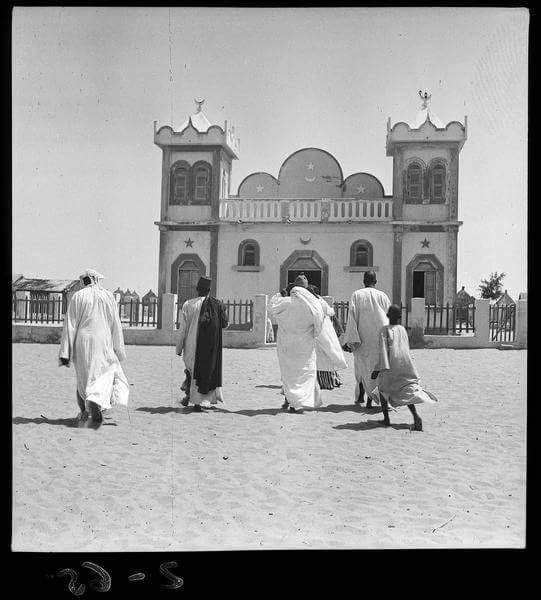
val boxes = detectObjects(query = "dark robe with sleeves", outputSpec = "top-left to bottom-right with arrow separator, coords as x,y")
193,296 -> 229,394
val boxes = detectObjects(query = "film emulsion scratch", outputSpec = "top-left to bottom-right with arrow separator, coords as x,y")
11,7 -> 527,553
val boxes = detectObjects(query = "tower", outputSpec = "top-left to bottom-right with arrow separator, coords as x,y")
386,92 -> 467,305
153,100 -> 239,309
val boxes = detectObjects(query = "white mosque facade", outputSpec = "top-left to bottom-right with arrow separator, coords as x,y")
154,95 -> 467,309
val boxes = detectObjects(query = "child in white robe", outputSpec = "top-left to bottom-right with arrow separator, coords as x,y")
371,304 -> 437,431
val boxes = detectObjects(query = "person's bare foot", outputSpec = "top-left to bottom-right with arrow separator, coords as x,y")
412,417 -> 423,431
180,397 -> 189,407
281,400 -> 289,410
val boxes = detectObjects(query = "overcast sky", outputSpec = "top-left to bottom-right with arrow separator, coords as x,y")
12,7 -> 528,298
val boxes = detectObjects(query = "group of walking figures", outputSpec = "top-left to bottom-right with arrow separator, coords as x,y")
59,269 -> 437,431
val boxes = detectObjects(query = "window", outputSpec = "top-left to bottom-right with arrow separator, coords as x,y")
192,162 -> 212,204
406,162 -> 423,203
430,163 -> 446,203
350,240 -> 373,267
170,161 -> 190,205
238,240 -> 260,267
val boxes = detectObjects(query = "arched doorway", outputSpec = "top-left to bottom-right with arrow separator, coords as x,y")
405,253 -> 444,306
280,250 -> 329,295
171,253 -> 206,306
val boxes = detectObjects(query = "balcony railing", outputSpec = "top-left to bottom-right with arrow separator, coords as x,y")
219,198 -> 393,222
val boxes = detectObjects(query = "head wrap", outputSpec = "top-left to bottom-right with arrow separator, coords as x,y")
290,286 -> 324,338
197,276 -> 212,292
292,273 -> 309,288
79,269 -> 104,286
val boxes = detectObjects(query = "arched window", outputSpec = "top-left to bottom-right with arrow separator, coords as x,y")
350,240 -> 373,267
406,162 -> 423,203
221,169 -> 227,198
192,161 -> 212,205
238,239 -> 260,267
430,162 -> 446,203
169,161 -> 190,205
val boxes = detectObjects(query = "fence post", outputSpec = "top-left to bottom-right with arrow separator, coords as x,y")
474,299 -> 490,345
160,293 -> 177,331
253,294 -> 268,345
409,298 -> 426,347
515,298 -> 527,349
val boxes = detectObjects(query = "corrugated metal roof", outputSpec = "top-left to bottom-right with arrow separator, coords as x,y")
12,277 -> 79,293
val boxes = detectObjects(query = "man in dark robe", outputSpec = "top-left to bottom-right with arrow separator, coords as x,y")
176,276 -> 228,411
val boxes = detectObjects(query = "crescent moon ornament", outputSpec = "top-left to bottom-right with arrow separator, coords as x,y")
304,176 -> 316,183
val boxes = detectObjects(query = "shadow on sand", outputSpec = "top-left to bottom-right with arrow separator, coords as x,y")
254,384 -> 282,390
12,416 -> 117,428
214,407 -> 285,417
334,420 -> 413,431
136,406 -> 179,415
314,404 -> 382,415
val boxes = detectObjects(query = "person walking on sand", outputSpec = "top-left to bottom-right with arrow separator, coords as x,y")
342,270 -> 390,407
307,285 -> 348,393
371,304 -> 438,431
268,274 -> 325,413
176,276 -> 229,412
58,269 -> 129,429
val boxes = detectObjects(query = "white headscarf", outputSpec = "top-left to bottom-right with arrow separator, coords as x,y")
290,286 -> 325,338
79,268 -> 104,287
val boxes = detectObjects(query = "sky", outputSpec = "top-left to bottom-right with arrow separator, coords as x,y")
12,7 -> 528,299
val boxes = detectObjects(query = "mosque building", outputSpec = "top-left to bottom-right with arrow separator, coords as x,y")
153,94 -> 467,308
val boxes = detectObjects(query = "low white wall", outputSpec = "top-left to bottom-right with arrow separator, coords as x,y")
12,294 -> 527,350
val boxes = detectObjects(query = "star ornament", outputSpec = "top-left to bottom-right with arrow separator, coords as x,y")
307,162 -> 315,171
357,185 -> 366,194
256,184 -> 264,193
420,238 -> 430,248
184,238 -> 194,248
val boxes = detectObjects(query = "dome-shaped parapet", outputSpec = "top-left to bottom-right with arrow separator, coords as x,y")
237,172 -> 279,198
277,147 -> 344,199
343,172 -> 385,198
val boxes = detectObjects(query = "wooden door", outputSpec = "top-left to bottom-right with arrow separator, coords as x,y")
177,261 -> 201,306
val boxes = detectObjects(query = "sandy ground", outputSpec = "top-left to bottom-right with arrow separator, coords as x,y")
12,343 -> 526,551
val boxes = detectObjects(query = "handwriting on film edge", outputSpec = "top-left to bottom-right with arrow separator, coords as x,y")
54,560 -> 184,595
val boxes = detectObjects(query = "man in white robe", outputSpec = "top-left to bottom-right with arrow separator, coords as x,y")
176,276 -> 228,412
268,275 -> 325,413
342,270 -> 391,407
59,269 -> 129,429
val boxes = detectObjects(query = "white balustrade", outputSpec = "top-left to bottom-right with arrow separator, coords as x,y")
218,198 -> 392,222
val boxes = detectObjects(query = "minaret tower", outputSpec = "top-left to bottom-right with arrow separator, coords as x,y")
153,100 -> 239,308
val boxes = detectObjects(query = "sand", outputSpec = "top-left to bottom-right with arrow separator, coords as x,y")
12,343 -> 526,551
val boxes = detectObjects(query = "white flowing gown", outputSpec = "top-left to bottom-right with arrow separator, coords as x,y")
268,287 -> 325,409
59,284 -> 129,410
342,287 -> 391,401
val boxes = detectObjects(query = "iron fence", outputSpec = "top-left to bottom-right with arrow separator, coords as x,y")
333,301 -> 349,332
118,299 -> 159,327
12,297 -> 66,324
333,300 -> 409,331
489,304 -> 516,342
425,303 -> 476,335
175,298 -> 253,331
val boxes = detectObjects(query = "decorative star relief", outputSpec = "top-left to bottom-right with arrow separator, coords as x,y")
184,238 -> 194,248
307,162 -> 315,171
357,185 -> 366,194
256,185 -> 264,193
420,238 -> 430,248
